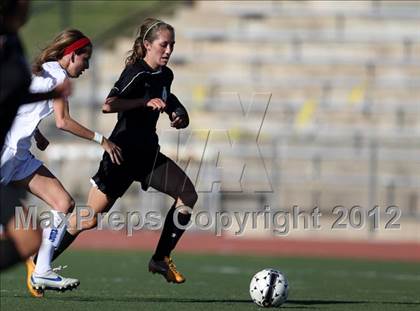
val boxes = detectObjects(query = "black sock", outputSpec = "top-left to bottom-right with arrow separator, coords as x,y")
0,239 -> 23,270
34,230 -> 77,264
153,204 -> 191,261
52,230 -> 77,262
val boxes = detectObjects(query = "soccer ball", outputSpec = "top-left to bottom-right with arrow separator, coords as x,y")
249,268 -> 289,307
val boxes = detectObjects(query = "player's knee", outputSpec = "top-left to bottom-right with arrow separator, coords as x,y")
81,214 -> 98,231
67,198 -> 76,212
174,204 -> 193,228
177,189 -> 197,214
55,197 -> 75,213
184,188 -> 198,208
174,194 -> 193,219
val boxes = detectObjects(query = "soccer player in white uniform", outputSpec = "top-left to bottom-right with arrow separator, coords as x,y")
0,29 -> 122,296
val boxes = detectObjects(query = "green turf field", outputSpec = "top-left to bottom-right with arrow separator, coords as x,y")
1,251 -> 419,310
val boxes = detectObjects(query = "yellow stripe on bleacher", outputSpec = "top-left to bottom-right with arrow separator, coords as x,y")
295,99 -> 318,129
348,84 -> 366,106
193,85 -> 207,107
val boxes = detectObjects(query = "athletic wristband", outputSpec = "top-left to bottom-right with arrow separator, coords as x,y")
93,132 -> 103,144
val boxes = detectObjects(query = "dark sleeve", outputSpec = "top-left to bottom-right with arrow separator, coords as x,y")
107,66 -> 145,99
166,93 -> 189,126
163,67 -> 180,116
0,34 -> 32,148
0,34 -> 31,104
0,62 -> 29,147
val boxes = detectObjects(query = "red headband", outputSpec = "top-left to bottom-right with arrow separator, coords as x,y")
63,37 -> 91,56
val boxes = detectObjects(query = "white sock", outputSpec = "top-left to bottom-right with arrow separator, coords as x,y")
34,210 -> 67,274
34,228 -> 54,274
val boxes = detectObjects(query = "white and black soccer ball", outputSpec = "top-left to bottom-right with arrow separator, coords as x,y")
249,268 -> 289,307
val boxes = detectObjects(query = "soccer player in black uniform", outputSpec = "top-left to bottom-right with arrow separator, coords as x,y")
0,0 -> 71,271
51,18 -> 198,284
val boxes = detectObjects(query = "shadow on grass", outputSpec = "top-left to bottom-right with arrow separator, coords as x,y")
2,294 -> 419,308
288,299 -> 420,306
1,295 -> 317,309
46,297 -> 420,308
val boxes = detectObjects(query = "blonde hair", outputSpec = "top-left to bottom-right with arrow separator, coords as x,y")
125,17 -> 174,66
33,28 -> 91,75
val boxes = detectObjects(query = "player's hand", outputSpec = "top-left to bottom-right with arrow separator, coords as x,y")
52,78 -> 72,98
146,98 -> 166,112
34,129 -> 49,151
102,138 -> 123,165
170,111 -> 189,129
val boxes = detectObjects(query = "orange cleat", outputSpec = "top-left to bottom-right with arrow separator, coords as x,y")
148,256 -> 185,284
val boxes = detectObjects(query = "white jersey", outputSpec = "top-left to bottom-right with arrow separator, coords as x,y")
0,61 -> 67,184
4,61 -> 67,152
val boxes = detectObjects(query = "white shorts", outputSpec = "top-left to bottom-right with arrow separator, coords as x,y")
0,146 -> 43,185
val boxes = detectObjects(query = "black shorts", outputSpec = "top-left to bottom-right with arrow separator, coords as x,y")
0,184 -> 26,226
92,148 -> 195,201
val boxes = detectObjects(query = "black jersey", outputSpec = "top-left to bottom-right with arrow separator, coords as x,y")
0,31 -> 31,149
107,59 -> 187,151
